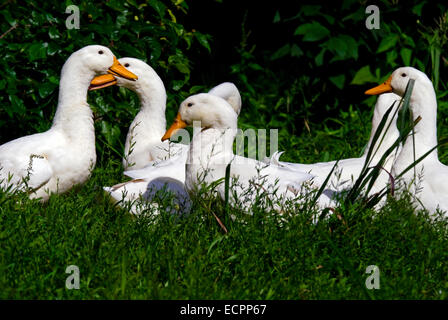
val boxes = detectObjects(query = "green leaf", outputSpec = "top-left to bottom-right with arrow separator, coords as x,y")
38,82 -> 57,99
314,48 -> 326,66
326,34 -> 358,61
149,0 -> 167,17
168,53 -> 190,74
271,44 -> 290,60
48,76 -> 59,85
326,36 -> 346,57
105,0 -> 126,11
386,50 -> 398,67
100,122 -> 121,147
1,10 -> 16,26
342,9 -> 366,22
400,48 -> 412,65
290,44 -> 303,57
126,0 -> 139,8
321,14 -> 335,25
28,42 -> 48,61
329,74 -> 345,89
401,34 -> 416,48
351,65 -> 378,85
294,22 -> 329,42
273,11 -> 280,23
172,79 -> 185,91
301,5 -> 322,16
249,63 -> 263,71
175,62 -> 189,74
145,38 -> 162,62
194,32 -> 211,53
116,10 -> 129,27
376,35 -> 399,53
8,95 -> 26,117
412,2 -> 426,16
48,27 -> 60,40
189,85 -> 205,94
47,42 -> 60,56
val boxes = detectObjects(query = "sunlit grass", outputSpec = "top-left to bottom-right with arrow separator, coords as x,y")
2,75 -> 448,300
1,148 -> 448,299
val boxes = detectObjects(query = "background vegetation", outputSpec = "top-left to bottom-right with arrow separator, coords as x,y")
1,0 -> 448,299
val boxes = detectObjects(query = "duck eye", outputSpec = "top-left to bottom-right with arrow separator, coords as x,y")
187,102 -> 194,107
401,73 -> 407,77
98,50 -> 104,55
124,63 -> 130,67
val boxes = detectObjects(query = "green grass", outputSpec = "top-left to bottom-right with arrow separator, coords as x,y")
2,75 -> 448,299
1,151 -> 448,299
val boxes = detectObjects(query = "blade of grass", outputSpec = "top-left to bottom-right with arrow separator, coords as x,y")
345,79 -> 415,206
345,104 -> 396,204
310,159 -> 340,208
224,163 -> 231,216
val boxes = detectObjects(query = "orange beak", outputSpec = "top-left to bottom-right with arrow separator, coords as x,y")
89,74 -> 117,91
89,56 -> 138,91
365,75 -> 393,95
108,56 -> 138,80
161,113 -> 188,141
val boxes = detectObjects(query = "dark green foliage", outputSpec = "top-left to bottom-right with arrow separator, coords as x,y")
0,0 -> 211,158
223,1 -> 448,165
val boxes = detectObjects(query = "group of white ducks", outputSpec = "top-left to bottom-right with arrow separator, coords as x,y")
0,44 -> 447,220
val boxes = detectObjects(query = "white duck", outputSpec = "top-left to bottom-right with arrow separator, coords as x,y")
365,66 -> 448,216
122,80 -> 242,179
0,45 -> 138,201
90,59 -> 242,171
95,58 -> 242,214
271,92 -> 402,201
161,93 -> 314,210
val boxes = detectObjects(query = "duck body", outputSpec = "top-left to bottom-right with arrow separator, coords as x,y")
273,93 -> 401,203
366,67 -> 448,216
0,109 -> 95,200
186,127 -> 312,209
99,64 -> 245,214
103,175 -> 191,216
0,45 -> 137,201
115,59 -> 242,171
165,93 -> 314,211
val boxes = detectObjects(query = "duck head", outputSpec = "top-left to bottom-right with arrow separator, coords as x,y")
365,66 -> 433,99
161,93 -> 238,141
86,47 -> 138,90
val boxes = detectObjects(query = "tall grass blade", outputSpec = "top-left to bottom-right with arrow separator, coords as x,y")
344,103 -> 396,204
356,115 -> 421,208
398,79 -> 415,139
310,159 -> 339,208
224,163 -> 231,212
345,79 -> 416,207
360,116 -> 420,199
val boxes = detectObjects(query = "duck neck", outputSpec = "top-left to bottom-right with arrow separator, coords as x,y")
188,125 -> 237,166
402,85 -> 439,161
51,59 -> 95,142
127,76 -> 167,145
363,105 -> 400,163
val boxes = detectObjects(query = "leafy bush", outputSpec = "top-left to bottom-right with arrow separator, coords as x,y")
0,0 -> 211,160
215,0 -> 448,163
1,0 -> 447,165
